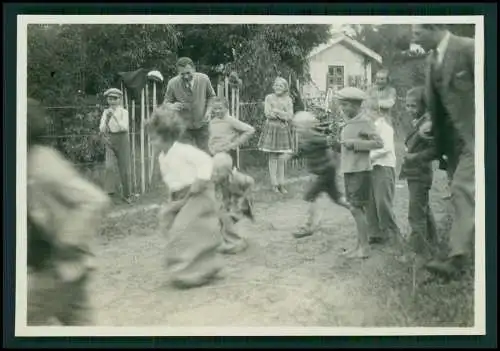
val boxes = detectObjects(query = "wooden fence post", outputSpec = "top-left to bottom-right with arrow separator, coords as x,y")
140,88 -> 146,194
131,99 -> 137,194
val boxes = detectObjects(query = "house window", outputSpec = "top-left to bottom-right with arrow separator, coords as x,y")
326,65 -> 344,90
348,75 -> 364,89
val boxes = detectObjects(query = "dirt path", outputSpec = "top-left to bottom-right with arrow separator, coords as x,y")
91,179 -> 431,327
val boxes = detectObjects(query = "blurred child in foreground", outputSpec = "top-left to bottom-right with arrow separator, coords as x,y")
27,98 -> 110,325
287,111 -> 350,239
148,105 -> 223,289
212,153 -> 255,254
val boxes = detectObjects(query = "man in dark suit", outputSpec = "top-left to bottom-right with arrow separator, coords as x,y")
411,24 -> 476,280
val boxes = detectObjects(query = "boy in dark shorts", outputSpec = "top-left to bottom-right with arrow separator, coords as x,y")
288,111 -> 351,238
399,86 -> 439,260
335,87 -> 384,259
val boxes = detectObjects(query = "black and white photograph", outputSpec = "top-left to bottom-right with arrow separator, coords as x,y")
16,14 -> 485,336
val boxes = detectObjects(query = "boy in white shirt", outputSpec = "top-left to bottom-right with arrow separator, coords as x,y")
99,88 -> 133,204
361,112 -> 402,248
148,105 -> 223,289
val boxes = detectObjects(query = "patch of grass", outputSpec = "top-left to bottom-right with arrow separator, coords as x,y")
369,170 -> 475,327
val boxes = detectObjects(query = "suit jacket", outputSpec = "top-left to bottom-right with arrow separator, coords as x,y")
425,33 -> 475,161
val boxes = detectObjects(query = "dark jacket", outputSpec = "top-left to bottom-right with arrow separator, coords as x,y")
399,113 -> 438,184
424,33 -> 475,161
291,127 -> 339,175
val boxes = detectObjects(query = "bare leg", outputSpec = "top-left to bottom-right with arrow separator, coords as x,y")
268,154 -> 278,189
277,153 -> 287,193
343,206 -> 370,259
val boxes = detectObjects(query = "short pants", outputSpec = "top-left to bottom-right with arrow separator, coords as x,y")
343,171 -> 372,208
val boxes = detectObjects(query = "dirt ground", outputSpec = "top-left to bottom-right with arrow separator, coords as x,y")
91,169 -> 463,327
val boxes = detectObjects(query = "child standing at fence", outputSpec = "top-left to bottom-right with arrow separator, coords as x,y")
212,152 -> 255,254
258,77 -> 294,194
27,98 -> 110,325
208,97 -> 255,167
287,111 -> 351,238
399,86 -> 439,259
335,87 -> 384,259
148,105 -> 223,289
99,88 -> 133,204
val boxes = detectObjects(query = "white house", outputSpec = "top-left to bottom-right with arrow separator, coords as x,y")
302,34 -> 383,99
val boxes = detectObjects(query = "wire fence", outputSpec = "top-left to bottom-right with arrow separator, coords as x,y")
36,91 -> 411,198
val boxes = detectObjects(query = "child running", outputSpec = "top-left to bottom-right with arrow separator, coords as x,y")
27,98 -> 110,325
287,111 -> 351,239
208,97 -> 255,167
399,87 -> 439,259
148,105 -> 223,289
335,87 -> 384,259
212,152 -> 255,254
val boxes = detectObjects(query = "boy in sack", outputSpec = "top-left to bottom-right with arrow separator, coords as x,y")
287,111 -> 351,239
335,87 -> 384,259
148,105 -> 223,289
399,86 -> 440,260
212,152 -> 255,254
27,98 -> 110,325
208,97 -> 255,167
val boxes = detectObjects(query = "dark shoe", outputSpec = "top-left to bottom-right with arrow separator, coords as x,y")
369,237 -> 388,245
171,267 -> 222,289
272,186 -> 281,193
425,255 -> 466,280
278,185 -> 288,194
293,227 -> 315,239
122,196 -> 134,204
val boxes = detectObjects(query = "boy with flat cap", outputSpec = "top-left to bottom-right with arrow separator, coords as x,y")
99,88 -> 133,204
336,87 -> 384,259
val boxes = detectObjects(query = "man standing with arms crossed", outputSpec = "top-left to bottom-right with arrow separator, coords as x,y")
412,24 -> 476,280
163,57 -> 216,154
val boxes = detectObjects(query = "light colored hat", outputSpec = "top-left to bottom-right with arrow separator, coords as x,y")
103,88 -> 123,98
334,87 -> 367,101
147,70 -> 164,82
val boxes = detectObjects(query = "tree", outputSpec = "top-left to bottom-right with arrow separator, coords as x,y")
27,24 -> 331,163
27,24 -> 179,163
174,24 -> 331,100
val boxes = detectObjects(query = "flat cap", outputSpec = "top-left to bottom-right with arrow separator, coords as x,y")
334,87 -> 367,101
103,88 -> 123,98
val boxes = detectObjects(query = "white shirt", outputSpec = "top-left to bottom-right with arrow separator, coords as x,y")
99,107 -> 129,133
435,30 -> 451,67
370,118 -> 397,168
158,142 -> 213,192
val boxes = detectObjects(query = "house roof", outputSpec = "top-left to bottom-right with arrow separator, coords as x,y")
307,34 -> 383,64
